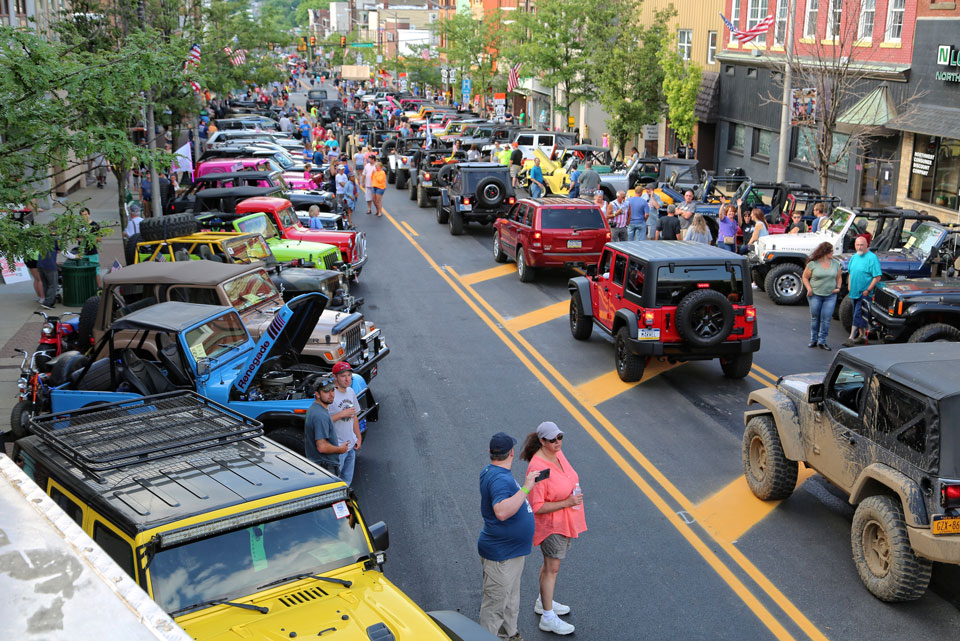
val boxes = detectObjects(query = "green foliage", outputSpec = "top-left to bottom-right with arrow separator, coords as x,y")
659,29 -> 702,145
435,11 -> 504,104
261,0 -> 299,31
295,0 -> 332,27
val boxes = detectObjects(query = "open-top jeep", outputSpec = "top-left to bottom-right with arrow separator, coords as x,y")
409,148 -> 466,208
13,393 -> 496,641
568,241 -> 760,381
389,136 -> 426,190
742,343 -> 960,602
437,162 -> 516,235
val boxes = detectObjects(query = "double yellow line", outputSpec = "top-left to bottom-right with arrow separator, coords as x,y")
380,208 -> 828,641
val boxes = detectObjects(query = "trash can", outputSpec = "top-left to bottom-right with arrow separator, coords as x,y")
61,258 -> 98,307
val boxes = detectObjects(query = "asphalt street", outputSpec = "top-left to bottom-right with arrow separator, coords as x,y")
317,85 -> 960,641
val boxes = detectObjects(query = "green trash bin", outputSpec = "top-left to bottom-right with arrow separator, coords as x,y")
61,258 -> 98,307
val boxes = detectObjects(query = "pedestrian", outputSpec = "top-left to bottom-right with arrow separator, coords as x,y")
363,156 -> 376,214
303,377 -> 349,476
343,173 -> 358,227
520,422 -> 585,636
371,161 -> 387,217
802,241 -> 842,350
786,212 -> 807,234
810,203 -> 827,232
656,205 -> 682,241
737,209 -> 768,255
329,362 -> 362,486
498,144 -> 513,167
307,205 -> 323,230
643,187 -> 661,239
566,162 -> 581,199
78,207 -> 102,287
683,214 -> 713,245
94,154 -> 108,189
607,191 -> 630,241
843,235 -> 882,347
592,192 -> 607,219
529,157 -> 546,199
37,245 -> 58,310
477,432 -> 538,641
625,190 -> 648,241
717,204 -> 739,252
490,141 -> 502,164
509,143 -> 524,188
577,161 -> 601,199
124,204 -> 142,240
335,165 -> 348,212
23,248 -> 44,303
140,172 -> 152,210
353,147 -> 365,175
518,110 -> 526,127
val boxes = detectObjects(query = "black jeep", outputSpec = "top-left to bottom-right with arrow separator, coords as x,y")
869,270 -> 960,344
436,163 -> 516,235
408,148 -> 466,208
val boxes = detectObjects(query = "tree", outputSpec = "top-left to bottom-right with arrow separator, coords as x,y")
659,29 -> 702,148
435,11 -> 504,107
295,0 -> 331,27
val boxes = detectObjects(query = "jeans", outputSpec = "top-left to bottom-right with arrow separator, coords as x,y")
531,183 -> 543,199
628,224 -> 646,241
719,242 -> 736,253
339,447 -> 357,486
611,227 -> 628,242
809,293 -> 837,344
39,268 -> 57,306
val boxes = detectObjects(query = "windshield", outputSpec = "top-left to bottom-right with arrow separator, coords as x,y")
184,311 -> 247,362
903,223 -> 944,255
149,501 -> 370,613
541,207 -> 606,230
236,214 -> 278,240
818,208 -> 853,234
224,270 -> 280,313
308,90 -> 327,99
224,235 -> 272,263
272,153 -> 294,170
277,206 -> 300,228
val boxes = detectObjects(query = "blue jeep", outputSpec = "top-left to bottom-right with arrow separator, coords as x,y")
40,293 -> 377,453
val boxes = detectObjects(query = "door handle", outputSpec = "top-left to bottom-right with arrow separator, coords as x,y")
615,294 -> 622,300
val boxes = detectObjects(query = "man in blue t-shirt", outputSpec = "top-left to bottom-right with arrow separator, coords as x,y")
478,432 -> 538,640
843,235 -> 883,347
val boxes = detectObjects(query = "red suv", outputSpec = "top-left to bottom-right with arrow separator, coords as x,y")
493,198 -> 610,282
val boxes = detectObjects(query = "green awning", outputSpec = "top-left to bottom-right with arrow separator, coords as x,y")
837,84 -> 897,134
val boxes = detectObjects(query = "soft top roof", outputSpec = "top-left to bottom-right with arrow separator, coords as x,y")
195,171 -> 281,182
842,343 -> 960,400
608,240 -> 750,264
196,186 -> 280,198
103,260 -> 260,287
109,301 -> 234,332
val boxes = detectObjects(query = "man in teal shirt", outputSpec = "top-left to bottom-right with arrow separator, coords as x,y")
843,236 -> 882,346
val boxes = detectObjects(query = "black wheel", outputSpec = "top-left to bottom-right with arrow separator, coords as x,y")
77,295 -> 100,350
569,296 -> 592,340
50,352 -> 89,387
492,232 -> 507,263
417,184 -> 430,208
851,495 -> 932,602
449,210 -> 464,235
409,177 -> 418,201
675,289 -> 734,348
380,139 -> 397,160
74,358 -> 115,391
615,326 -> 644,382
125,233 -> 142,266
752,269 -> 766,292
475,177 -> 507,208
267,426 -> 305,455
839,296 -> 854,334
720,352 -> 753,379
764,263 -> 805,305
907,323 -> 960,343
10,400 -> 35,439
437,164 -> 455,187
517,247 -> 535,283
741,415 -> 798,500
396,170 -> 407,190
140,212 -> 197,241
436,200 -> 449,224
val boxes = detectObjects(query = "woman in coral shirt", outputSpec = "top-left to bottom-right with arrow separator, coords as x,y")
520,421 -> 586,636
371,161 -> 387,217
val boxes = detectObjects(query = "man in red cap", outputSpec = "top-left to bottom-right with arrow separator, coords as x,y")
329,362 -> 362,485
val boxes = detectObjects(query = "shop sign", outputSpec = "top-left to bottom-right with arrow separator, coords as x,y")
936,45 -> 960,83
912,151 -> 935,177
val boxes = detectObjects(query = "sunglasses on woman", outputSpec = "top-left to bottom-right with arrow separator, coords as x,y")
543,434 -> 564,443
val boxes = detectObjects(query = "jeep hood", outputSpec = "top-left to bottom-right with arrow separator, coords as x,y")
882,278 -> 960,297
755,229 -> 838,256
778,372 -> 825,401
233,292 -> 327,394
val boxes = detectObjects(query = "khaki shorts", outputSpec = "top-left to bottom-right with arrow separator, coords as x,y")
540,533 -> 572,560
510,165 -> 521,179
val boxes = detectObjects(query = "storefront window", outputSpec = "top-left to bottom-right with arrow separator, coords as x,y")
793,130 -> 850,174
728,123 -> 745,152
908,134 -> 960,212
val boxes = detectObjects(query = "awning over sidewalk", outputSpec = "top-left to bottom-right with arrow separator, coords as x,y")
887,104 -> 960,140
836,84 -> 897,135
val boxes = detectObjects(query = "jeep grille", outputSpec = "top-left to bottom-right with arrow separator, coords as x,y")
278,586 -> 329,607
874,287 -> 895,310
344,323 -> 362,356
355,232 -> 366,261
321,251 -> 338,270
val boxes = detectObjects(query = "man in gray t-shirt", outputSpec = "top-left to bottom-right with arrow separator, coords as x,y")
577,160 -> 601,197
329,362 -> 362,486
304,378 -> 349,475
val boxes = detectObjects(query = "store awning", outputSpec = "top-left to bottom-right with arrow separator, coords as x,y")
695,71 -> 720,123
887,104 -> 960,140
836,84 -> 897,135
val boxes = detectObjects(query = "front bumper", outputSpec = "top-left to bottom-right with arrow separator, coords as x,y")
346,329 -> 390,380
867,301 -> 909,341
625,335 -> 761,359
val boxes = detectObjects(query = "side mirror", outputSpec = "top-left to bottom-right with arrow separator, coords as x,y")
368,520 -> 389,551
807,383 -> 824,404
197,358 -> 211,379
585,264 -> 598,277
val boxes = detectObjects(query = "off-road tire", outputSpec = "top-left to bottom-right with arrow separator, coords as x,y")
907,323 -> 960,343
475,177 -> 507,208
387,167 -> 396,185
517,247 -> 535,283
851,495 -> 932,602
838,295 -> 854,333
10,400 -> 35,439
380,139 -> 397,161
74,358 -> 114,391
569,296 -> 592,340
437,164 -> 455,187
615,326 -> 644,382
50,352 -> 89,387
449,210 -> 464,236
417,184 -> 430,208
408,176 -> 417,200
741,415 -> 798,500
752,269 -> 766,292
765,263 -> 805,305
396,170 -> 407,190
77,295 -> 100,350
675,289 -> 735,348
436,200 -> 449,225
140,213 -> 197,242
720,352 -> 753,379
124,234 -> 142,266
266,426 -> 305,455
492,232 -> 507,263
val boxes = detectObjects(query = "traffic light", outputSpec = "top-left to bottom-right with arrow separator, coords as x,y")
340,36 -> 347,48
310,36 -> 316,46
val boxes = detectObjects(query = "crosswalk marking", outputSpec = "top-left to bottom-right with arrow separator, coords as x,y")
503,301 -> 569,332
459,263 -> 517,285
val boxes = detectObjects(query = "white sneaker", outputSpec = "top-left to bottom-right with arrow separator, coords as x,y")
539,615 -> 575,635
534,597 -> 570,616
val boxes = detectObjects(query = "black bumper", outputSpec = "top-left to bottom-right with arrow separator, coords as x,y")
625,335 -> 761,359
346,330 -> 390,381
867,302 -> 910,341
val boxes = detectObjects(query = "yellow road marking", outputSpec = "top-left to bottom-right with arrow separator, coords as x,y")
400,221 -> 419,237
694,467 -> 817,543
379,205 -> 829,641
503,301 -> 569,332
459,263 -> 516,285
572,359 -> 677,406
752,364 -> 780,384
748,371 -> 776,389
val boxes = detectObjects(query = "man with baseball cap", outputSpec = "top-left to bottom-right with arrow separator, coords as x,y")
478,432 -> 539,641
329,362 -> 362,486
304,376 -> 348,476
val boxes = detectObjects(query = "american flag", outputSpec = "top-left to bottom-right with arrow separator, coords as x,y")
507,62 -> 522,93
185,43 -> 201,69
719,11 -> 774,44
421,47 -> 430,61
224,46 -> 246,67
188,80 -> 201,94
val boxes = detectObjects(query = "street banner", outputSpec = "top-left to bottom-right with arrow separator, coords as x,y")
0,256 -> 30,284
791,88 -> 817,126
171,142 -> 193,178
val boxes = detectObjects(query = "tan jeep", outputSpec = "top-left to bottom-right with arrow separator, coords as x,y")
80,260 -> 388,382
742,343 -> 960,602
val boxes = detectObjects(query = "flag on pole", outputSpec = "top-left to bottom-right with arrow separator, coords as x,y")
109,259 -> 123,273
507,62 -> 522,93
171,142 -> 194,179
425,121 -> 433,149
421,47 -> 430,61
719,12 -> 775,44
224,46 -> 246,66
185,43 -> 201,69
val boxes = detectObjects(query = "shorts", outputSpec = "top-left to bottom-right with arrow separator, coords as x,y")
853,296 -> 869,329
364,188 -> 374,202
510,166 -> 521,179
372,187 -> 385,195
24,259 -> 38,269
540,533 -> 572,560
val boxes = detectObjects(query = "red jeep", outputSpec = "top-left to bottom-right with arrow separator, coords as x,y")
493,198 -> 610,282
568,241 -> 760,381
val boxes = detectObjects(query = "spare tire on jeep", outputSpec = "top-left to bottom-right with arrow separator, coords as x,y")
140,213 -> 198,242
675,289 -> 735,348
380,138 -> 397,159
476,176 -> 507,208
437,163 -> 456,187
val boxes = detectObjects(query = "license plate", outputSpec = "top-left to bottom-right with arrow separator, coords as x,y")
932,515 -> 960,536
638,328 -> 660,340
461,204 -> 472,211
567,240 -> 582,248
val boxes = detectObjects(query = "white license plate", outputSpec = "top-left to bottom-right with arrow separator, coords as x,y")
638,328 -> 660,340
461,204 -> 472,211
567,240 -> 582,248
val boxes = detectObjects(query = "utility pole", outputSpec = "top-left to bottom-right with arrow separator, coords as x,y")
776,0 -> 795,183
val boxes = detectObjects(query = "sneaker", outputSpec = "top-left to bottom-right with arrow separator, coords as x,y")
504,634 -> 525,641
842,339 -> 856,347
539,615 -> 575,636
39,302 -> 55,310
535,597 -> 570,616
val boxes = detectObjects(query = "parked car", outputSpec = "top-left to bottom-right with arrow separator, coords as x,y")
598,157 -> 701,202
568,241 -> 760,381
391,136 -> 426,190
437,162 -> 517,235
868,274 -> 960,343
409,148 -> 466,208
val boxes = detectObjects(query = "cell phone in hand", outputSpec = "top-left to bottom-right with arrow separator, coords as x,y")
535,469 -> 550,483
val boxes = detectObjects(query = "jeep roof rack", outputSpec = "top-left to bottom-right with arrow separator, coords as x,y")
29,392 -> 262,482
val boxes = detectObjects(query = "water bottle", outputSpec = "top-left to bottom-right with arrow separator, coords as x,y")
571,483 -> 582,510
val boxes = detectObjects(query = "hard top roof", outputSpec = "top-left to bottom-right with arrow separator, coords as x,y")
607,240 -> 750,263
110,301 -> 234,332
103,260 -> 262,287
196,186 -> 281,198
195,170 -> 281,181
840,343 -> 960,400
458,162 -> 509,170
521,197 -> 594,207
